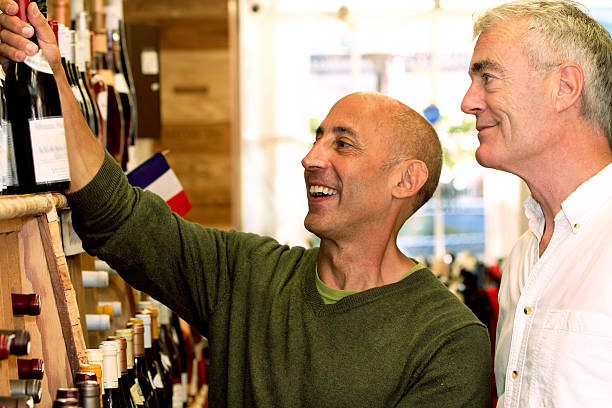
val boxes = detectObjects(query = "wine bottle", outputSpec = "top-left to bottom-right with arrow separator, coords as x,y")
78,363 -> 104,406
170,312 -> 189,405
55,388 -> 79,401
145,308 -> 172,404
4,0 -> 70,194
90,0 -> 123,165
105,337 -> 135,408
135,313 -> 166,407
11,294 -> 41,316
54,23 -> 88,126
100,342 -> 124,408
104,0 -> 133,170
0,333 -> 12,360
86,314 -> 111,331
9,379 -> 42,403
115,328 -> 143,408
0,66 -> 19,195
17,359 -> 44,379
131,322 -> 158,408
0,330 -> 31,356
157,304 -> 184,408
0,396 -> 34,408
82,270 -> 109,287
74,8 -> 103,142
86,349 -> 105,399
76,380 -> 101,408
52,398 -> 80,407
99,301 -> 122,317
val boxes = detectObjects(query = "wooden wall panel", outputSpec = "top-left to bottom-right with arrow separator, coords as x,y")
160,18 -> 229,50
124,0 -> 228,21
160,50 -> 230,125
125,0 -> 236,229
156,124 -> 233,228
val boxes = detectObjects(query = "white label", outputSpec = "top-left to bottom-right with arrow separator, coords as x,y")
114,73 -> 129,94
130,380 -> 145,405
140,48 -> 159,75
0,119 -> 6,190
24,50 -> 53,75
160,354 -> 172,371
60,210 -> 84,256
8,122 -> 16,187
153,373 -> 164,389
171,384 -> 184,408
181,373 -> 188,402
28,117 -> 70,184
96,90 -> 108,121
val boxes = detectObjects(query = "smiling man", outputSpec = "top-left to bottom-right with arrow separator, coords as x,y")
0,2 -> 492,406
461,1 -> 612,407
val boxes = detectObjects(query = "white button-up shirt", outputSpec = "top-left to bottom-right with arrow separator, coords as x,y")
495,163 -> 612,408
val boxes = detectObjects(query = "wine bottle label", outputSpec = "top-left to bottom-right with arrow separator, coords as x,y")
171,384 -> 184,408
7,122 -> 18,187
152,373 -> 163,389
24,50 -> 53,75
96,90 -> 108,121
160,354 -> 172,371
28,117 -> 70,184
130,380 -> 145,405
113,73 -> 129,94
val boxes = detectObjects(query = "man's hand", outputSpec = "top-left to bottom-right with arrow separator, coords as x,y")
0,0 -> 61,73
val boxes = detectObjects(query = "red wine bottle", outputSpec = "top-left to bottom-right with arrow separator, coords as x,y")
11,294 -> 41,316
0,330 -> 31,356
4,0 -> 71,194
55,388 -> 79,401
0,333 -> 12,360
17,359 -> 44,379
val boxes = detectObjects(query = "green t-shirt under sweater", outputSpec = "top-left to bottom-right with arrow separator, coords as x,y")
67,153 -> 491,407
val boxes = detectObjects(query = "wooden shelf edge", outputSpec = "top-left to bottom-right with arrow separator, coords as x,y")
0,193 -> 68,220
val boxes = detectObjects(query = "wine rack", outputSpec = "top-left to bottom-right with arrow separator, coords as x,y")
0,193 -> 87,405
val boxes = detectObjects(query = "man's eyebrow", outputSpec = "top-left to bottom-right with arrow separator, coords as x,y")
316,125 -> 358,138
470,59 -> 505,75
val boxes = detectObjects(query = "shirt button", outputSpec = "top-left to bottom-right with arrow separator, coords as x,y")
524,306 -> 533,315
512,371 -> 518,379
574,223 -> 580,230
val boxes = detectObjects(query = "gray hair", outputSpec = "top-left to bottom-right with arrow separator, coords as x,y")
473,0 -> 612,142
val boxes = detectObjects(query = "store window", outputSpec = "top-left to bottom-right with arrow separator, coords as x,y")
238,0 -> 610,263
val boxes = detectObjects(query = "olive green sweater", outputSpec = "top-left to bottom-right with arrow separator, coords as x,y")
68,153 -> 491,407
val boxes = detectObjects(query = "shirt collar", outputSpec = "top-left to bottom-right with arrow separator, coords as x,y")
561,163 -> 612,233
523,163 -> 612,236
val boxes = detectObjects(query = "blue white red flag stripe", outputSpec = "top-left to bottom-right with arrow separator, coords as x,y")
126,152 -> 192,217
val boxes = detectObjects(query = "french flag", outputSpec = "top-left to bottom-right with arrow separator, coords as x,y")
126,152 -> 192,217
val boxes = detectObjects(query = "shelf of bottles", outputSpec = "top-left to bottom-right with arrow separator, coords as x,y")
0,198 -> 198,407
0,0 -> 137,195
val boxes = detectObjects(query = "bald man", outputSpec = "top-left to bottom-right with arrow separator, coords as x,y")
0,2 -> 490,406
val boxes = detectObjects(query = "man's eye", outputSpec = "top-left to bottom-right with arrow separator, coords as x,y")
482,74 -> 493,84
337,140 -> 351,148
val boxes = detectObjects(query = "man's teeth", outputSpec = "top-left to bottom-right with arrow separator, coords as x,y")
309,185 -> 337,197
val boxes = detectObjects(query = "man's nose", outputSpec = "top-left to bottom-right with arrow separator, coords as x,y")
301,141 -> 329,170
461,81 -> 485,115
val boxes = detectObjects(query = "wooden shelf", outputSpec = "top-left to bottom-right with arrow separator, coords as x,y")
0,193 -> 87,404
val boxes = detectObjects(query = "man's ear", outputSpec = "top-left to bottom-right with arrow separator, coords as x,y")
391,159 -> 429,199
553,62 -> 583,113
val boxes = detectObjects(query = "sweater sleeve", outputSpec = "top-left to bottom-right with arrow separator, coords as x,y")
66,152 -> 251,335
396,322 -> 492,408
